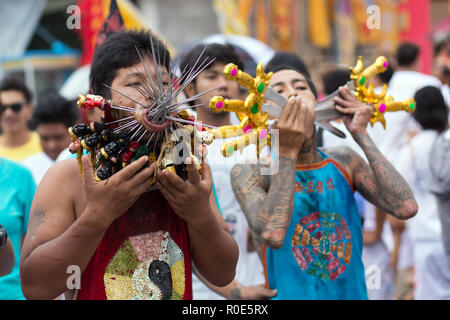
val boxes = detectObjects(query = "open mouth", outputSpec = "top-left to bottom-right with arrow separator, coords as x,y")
141,108 -> 172,132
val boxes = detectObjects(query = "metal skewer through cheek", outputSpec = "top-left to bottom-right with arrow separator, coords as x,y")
75,44 -> 221,183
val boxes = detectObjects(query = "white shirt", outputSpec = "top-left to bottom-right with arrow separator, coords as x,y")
362,203 -> 395,300
56,147 -> 73,162
388,70 -> 442,101
22,152 -> 55,185
394,130 -> 442,242
192,138 -> 266,299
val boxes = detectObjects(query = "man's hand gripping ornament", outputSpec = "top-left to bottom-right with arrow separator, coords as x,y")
315,56 -> 416,136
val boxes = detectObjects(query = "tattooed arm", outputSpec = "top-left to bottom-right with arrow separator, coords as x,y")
332,87 -> 418,220
231,96 -> 314,250
352,133 -> 417,219
231,158 -> 297,251
328,143 -> 417,220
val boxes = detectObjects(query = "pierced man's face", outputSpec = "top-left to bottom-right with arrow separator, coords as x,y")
268,69 -> 317,138
109,56 -> 173,134
0,90 -> 33,134
36,123 -> 72,161
184,61 -> 241,115
110,56 -> 171,110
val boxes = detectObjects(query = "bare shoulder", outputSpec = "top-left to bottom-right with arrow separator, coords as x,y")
32,158 -> 85,219
322,145 -> 357,159
321,146 -> 363,181
38,158 -> 82,195
46,158 -> 82,180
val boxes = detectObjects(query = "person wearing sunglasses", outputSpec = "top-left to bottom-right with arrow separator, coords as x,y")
0,76 -> 42,162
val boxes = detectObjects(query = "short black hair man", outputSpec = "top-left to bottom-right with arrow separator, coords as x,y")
396,42 -> 420,69
23,92 -> 79,184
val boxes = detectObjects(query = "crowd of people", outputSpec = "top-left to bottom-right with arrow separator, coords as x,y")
0,27 -> 449,300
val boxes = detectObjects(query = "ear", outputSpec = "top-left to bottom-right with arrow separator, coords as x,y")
184,82 -> 196,99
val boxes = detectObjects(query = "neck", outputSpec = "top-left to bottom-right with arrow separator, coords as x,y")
195,108 -> 231,128
397,66 -> 417,72
296,134 -> 322,165
0,129 -> 31,148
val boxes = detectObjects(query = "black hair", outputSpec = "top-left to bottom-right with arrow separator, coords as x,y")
265,51 -> 311,78
396,42 -> 420,67
30,92 -> 79,129
434,38 -> 450,57
413,86 -> 448,133
0,75 -> 33,103
264,64 -> 318,99
90,29 -> 171,99
322,69 -> 350,95
179,43 -> 245,84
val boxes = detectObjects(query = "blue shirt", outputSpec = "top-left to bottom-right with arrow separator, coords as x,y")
0,158 -> 36,300
263,150 -> 368,300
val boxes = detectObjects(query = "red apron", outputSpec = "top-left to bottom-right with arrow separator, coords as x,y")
75,190 -> 192,300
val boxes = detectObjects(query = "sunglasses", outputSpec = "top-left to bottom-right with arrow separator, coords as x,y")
0,102 -> 25,114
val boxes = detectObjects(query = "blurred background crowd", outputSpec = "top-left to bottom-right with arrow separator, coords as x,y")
0,0 -> 449,300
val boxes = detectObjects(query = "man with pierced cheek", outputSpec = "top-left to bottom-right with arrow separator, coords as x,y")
19,30 -> 238,300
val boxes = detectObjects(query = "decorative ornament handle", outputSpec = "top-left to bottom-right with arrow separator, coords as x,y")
207,62 -> 272,158
370,98 -> 416,129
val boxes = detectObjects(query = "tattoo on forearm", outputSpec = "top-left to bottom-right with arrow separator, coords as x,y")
231,157 -> 297,249
352,132 -> 416,219
231,164 -> 267,253
257,157 -> 296,244
28,205 -> 46,236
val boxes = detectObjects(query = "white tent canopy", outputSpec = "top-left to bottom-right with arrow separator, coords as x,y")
199,33 -> 275,66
